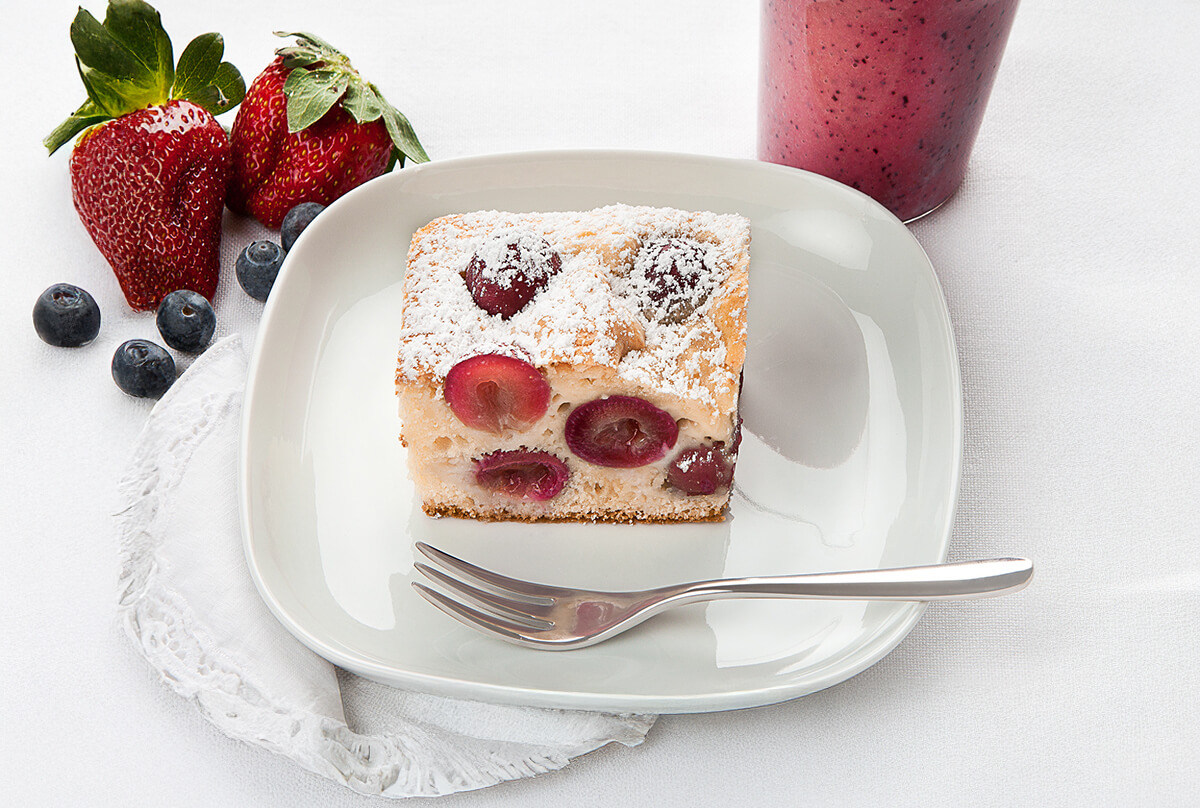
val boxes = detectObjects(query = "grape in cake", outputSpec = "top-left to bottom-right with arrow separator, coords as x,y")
395,204 -> 749,522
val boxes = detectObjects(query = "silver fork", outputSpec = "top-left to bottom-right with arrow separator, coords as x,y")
411,542 -> 1034,650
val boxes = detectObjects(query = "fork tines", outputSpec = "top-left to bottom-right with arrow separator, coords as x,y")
410,543 -> 557,641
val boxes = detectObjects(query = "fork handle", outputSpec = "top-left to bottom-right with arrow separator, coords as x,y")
671,557 -> 1033,603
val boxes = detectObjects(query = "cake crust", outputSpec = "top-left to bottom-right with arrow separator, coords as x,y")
421,501 -> 728,524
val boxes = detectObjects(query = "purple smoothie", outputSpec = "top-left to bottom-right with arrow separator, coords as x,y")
759,0 -> 1019,221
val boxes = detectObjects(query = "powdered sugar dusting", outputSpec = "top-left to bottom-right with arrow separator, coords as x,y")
619,238 -> 721,324
397,204 -> 749,412
472,229 -> 558,287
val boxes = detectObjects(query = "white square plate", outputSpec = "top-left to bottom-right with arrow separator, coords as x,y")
239,151 -> 961,713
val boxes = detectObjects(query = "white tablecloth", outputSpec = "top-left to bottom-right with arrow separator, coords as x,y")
4,0 -> 1198,804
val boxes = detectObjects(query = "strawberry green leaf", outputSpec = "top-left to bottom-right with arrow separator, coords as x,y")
183,62 -> 246,116
101,0 -> 174,96
77,58 -> 147,117
276,31 -> 341,55
278,50 -> 322,69
210,61 -> 246,113
385,148 -> 404,174
70,7 -> 155,86
43,99 -> 110,155
342,80 -> 385,124
68,0 -> 174,115
284,68 -> 349,132
380,100 -> 430,164
274,31 -> 352,72
172,34 -> 244,115
173,33 -> 222,97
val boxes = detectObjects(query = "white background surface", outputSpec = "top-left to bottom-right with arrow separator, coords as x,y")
3,0 -> 1199,804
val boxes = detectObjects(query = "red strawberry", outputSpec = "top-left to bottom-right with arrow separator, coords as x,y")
68,101 -> 230,309
44,0 -> 245,311
228,33 -> 429,228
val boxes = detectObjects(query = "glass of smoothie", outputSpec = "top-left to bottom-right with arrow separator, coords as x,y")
758,0 -> 1020,222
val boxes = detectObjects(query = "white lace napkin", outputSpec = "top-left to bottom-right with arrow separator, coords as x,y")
113,334 -> 655,798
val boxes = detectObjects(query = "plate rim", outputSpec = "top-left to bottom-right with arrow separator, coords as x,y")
238,148 -> 963,714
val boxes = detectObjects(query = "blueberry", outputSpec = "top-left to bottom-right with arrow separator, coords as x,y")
156,290 -> 216,353
281,201 -> 325,252
235,240 -> 286,302
32,283 -> 101,347
112,339 -> 175,399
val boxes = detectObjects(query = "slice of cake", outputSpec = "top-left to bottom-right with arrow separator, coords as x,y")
395,204 -> 749,523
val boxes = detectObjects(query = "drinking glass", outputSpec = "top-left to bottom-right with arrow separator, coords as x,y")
759,0 -> 1021,221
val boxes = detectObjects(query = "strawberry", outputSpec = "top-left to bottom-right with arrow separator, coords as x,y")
66,101 -> 231,310
228,33 -> 429,228
44,0 -> 245,311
